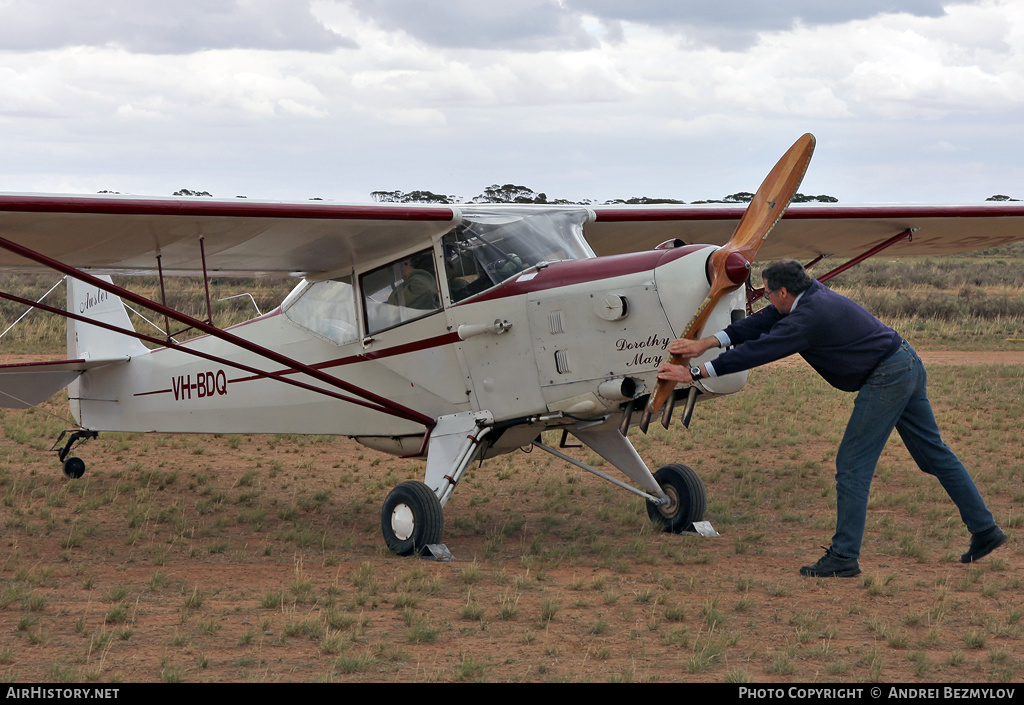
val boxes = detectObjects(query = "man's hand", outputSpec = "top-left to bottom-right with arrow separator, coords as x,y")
667,335 -> 720,358
657,362 -> 693,384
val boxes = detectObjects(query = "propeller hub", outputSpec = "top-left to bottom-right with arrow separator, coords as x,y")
724,251 -> 751,285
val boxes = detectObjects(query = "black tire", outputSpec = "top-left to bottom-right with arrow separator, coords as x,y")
63,456 -> 86,479
646,463 -> 706,533
381,480 -> 444,556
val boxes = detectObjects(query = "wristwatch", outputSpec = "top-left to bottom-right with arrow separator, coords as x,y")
689,366 -> 703,380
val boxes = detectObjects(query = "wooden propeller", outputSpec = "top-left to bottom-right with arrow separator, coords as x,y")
637,133 -> 816,432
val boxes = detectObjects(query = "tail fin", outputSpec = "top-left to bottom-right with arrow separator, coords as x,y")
66,276 -> 148,360
66,277 -> 147,423
0,277 -> 144,411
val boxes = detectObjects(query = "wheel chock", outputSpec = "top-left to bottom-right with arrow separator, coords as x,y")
689,520 -> 720,538
422,544 -> 453,561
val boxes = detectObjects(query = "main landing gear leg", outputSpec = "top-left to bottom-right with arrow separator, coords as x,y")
381,411 -> 493,557
50,430 -> 99,479
570,426 -> 708,534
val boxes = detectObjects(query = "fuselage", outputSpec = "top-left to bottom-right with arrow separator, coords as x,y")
70,209 -> 748,455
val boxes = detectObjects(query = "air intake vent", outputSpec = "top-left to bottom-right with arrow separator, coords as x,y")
548,310 -> 564,334
555,350 -> 571,374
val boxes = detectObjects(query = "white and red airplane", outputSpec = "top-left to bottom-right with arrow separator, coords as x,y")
1,135 -> 1022,555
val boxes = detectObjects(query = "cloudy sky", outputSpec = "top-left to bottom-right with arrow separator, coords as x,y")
1,0 -> 1022,204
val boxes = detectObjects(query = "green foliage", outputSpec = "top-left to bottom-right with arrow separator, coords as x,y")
371,185 -> 843,207
371,189 -> 457,204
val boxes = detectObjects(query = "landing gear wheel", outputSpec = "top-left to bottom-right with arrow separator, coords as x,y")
63,456 -> 86,479
381,480 -> 444,556
646,463 -> 706,533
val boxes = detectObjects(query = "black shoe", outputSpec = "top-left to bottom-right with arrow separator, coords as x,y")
800,547 -> 861,577
961,526 -> 1007,563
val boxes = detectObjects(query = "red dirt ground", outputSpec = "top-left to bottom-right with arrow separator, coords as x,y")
0,351 -> 1020,683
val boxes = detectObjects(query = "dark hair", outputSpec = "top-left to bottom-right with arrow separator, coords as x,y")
406,252 -> 435,272
763,259 -> 812,295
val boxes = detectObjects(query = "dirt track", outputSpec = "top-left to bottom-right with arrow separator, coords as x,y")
916,350 -> 1024,366
770,349 -> 1024,368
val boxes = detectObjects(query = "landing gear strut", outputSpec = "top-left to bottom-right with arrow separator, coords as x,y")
51,430 -> 98,479
379,411 -> 491,556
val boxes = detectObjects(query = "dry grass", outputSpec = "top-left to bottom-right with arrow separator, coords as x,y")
1,251 -> 1022,682
4,245 -> 1024,354
0,362 -> 1020,682
0,274 -> 294,354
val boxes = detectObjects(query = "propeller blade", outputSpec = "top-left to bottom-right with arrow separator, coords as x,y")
638,404 -> 652,435
618,397 -> 635,436
645,133 -> 816,420
680,386 -> 698,428
659,390 -> 677,429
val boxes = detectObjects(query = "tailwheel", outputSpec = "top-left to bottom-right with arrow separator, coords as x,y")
63,457 -> 86,479
52,430 -> 98,479
646,463 -> 707,533
381,480 -> 444,556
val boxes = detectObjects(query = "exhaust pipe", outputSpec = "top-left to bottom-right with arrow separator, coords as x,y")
598,377 -> 638,402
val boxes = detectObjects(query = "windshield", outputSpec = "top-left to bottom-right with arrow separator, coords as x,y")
443,207 -> 593,302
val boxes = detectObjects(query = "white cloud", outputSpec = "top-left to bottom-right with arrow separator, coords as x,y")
0,0 -> 354,53
372,107 -> 447,127
114,104 -> 165,120
565,0 -> 957,49
342,0 -> 597,51
1,1 -> 1023,202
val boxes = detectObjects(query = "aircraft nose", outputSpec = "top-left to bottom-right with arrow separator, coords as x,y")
722,251 -> 751,285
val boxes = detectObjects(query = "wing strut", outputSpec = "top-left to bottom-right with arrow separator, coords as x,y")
813,228 -> 915,284
0,236 -> 436,429
748,228 -> 914,309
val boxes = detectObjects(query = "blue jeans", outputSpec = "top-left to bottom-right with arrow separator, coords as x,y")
832,340 -> 995,558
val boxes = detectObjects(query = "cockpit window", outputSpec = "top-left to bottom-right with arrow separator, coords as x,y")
443,208 -> 593,302
361,249 -> 442,334
283,276 -> 359,345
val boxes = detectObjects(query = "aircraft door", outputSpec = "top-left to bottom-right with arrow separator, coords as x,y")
358,249 -> 470,410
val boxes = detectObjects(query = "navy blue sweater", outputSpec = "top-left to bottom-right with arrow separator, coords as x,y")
713,280 -> 903,392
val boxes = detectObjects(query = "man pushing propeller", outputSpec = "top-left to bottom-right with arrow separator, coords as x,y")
658,258 -> 1007,577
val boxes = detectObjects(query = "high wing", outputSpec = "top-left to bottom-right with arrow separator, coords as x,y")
0,193 -> 458,276
2,194 -> 1023,278
588,203 -> 1024,259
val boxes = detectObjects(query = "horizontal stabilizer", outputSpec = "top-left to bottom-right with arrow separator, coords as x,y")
0,357 -> 128,408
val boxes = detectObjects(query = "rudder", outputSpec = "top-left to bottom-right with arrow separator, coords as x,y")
66,276 -> 147,360
66,276 -> 147,423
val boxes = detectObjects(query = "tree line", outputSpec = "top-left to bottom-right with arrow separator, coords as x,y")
99,186 -> 1019,204
369,184 -> 841,205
